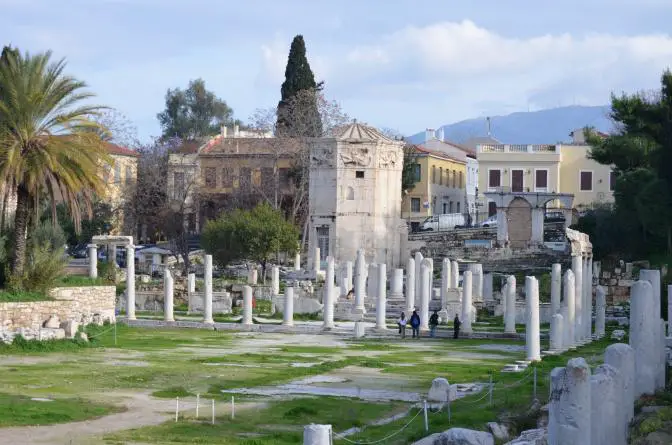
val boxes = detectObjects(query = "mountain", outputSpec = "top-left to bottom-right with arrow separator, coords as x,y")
406,105 -> 613,145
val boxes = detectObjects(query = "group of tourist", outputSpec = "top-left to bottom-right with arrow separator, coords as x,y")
397,310 -> 461,339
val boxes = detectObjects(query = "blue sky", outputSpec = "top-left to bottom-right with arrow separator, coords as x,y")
3,0 -> 672,142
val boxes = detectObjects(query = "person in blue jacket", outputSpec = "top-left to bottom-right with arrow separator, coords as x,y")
410,309 -> 421,338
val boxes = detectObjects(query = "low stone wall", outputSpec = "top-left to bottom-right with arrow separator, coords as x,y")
0,286 -> 116,331
594,260 -> 641,305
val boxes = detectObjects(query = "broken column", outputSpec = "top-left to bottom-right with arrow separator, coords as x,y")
550,313 -> 564,352
203,254 -> 213,324
271,266 -> 280,296
551,263 -> 561,315
639,269 -> 664,390
572,254 -> 583,342
504,275 -> 516,334
247,268 -> 258,285
375,263 -> 387,330
605,343 -> 635,430
242,285 -> 253,326
441,257 -> 451,307
548,357 -> 591,445
461,270 -> 473,334
87,244 -> 98,278
344,261 -> 353,294
126,244 -> 136,321
591,364 -> 622,445
420,258 -> 431,332
406,257 -> 416,312
483,273 -> 493,302
164,268 -> 174,322
188,273 -> 196,294
390,268 -> 403,299
563,270 -> 575,349
630,280 -> 657,396
367,263 -> 378,301
313,247 -> 321,277
294,252 -> 301,271
525,276 -> 541,362
282,286 -> 294,326
323,256 -> 335,329
470,263 -> 483,301
353,249 -> 366,315
303,424 -> 332,445
595,285 -> 606,338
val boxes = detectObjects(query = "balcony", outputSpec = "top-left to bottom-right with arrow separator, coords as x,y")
477,144 -> 559,154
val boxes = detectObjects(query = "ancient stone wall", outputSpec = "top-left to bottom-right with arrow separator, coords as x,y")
0,286 -> 116,330
594,261 -> 640,305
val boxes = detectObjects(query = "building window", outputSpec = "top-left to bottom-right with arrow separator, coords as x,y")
279,168 -> 291,189
511,169 -> 524,192
240,167 -> 252,191
452,170 -> 457,188
459,171 -> 463,188
610,170 -> 616,191
173,172 -> 185,200
114,163 -> 121,183
356,170 -> 365,179
580,171 -> 593,191
316,226 -> 330,258
535,169 -> 548,191
456,202 -> 461,213
222,168 -> 234,187
261,167 -> 274,190
432,166 -> 436,184
439,167 -> 443,185
488,201 -> 497,216
449,201 -> 453,213
125,166 -> 133,185
442,203 -> 447,213
204,167 -> 217,188
346,186 -> 355,200
488,169 -> 501,189
411,198 -> 421,212
412,164 -> 421,182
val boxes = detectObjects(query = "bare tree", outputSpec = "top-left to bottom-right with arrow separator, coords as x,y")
93,108 -> 141,149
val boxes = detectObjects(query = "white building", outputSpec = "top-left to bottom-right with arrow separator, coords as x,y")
308,122 -> 406,268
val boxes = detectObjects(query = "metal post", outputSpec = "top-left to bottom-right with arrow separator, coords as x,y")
423,400 -> 429,432
231,396 -> 235,419
175,397 -> 179,422
196,394 -> 200,418
447,398 -> 451,424
113,322 -> 117,346
489,373 -> 494,406
533,367 -> 538,400
211,399 -> 215,425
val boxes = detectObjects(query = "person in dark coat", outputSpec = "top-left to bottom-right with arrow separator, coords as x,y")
429,310 -> 439,337
453,314 -> 462,339
410,310 -> 421,338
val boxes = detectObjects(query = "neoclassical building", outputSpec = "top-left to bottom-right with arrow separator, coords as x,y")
308,122 -> 406,268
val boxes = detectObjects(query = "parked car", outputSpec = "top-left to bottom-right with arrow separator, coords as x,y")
479,215 -> 497,228
419,213 -> 466,231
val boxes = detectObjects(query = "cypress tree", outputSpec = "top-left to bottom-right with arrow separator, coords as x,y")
276,35 -> 323,137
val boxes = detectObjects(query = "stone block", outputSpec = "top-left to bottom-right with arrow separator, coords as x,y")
273,296 -> 323,315
354,321 -> 365,338
60,320 -> 79,339
486,422 -> 510,442
434,427 -> 494,445
428,378 -> 457,402
503,428 -> 547,444
43,315 -> 60,328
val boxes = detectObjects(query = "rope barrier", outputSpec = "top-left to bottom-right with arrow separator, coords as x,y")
333,408 -> 423,445
85,325 -> 117,339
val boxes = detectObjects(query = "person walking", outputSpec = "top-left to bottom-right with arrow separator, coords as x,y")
398,312 -> 407,339
429,310 -> 439,338
453,314 -> 462,339
410,310 -> 421,338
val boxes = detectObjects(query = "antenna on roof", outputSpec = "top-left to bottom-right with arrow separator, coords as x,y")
486,117 -> 492,137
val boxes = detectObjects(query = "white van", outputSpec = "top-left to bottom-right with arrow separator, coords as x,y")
420,213 -> 466,231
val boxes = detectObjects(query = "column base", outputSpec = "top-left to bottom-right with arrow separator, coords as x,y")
203,319 -> 214,324
164,318 -> 175,322
374,326 -> 387,332
504,329 -> 517,334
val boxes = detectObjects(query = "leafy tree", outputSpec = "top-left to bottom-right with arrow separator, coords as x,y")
586,70 -> 672,255
401,144 -> 419,196
43,201 -> 113,248
276,35 -> 323,137
157,79 -> 237,141
201,203 -> 299,279
0,49 -> 109,276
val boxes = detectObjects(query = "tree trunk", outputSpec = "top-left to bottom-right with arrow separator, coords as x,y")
11,186 -> 30,276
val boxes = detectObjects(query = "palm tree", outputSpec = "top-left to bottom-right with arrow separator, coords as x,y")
0,48 -> 110,276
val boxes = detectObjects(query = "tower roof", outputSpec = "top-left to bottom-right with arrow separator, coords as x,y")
336,120 -> 396,142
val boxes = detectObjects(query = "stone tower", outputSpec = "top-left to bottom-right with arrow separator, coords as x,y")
308,121 -> 406,268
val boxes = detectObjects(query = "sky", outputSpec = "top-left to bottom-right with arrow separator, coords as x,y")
3,0 -> 672,143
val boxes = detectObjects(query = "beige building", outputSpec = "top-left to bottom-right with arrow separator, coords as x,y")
476,129 -> 614,217
102,143 -> 139,234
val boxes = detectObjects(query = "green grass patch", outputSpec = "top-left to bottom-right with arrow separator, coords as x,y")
0,393 -> 122,427
278,345 -> 342,354
152,386 -> 195,399
0,290 -> 52,302
55,276 -> 112,287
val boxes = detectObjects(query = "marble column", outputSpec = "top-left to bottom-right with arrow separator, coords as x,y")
313,247 -> 321,276
639,269 -> 664,390
591,364 -> 621,445
595,285 -> 606,338
550,263 -> 561,315
367,263 -> 378,301
560,305 -> 570,350
504,275 -> 516,334
525,276 -> 541,361
451,260 -> 459,290
164,268 -> 174,322
110,244 -> 117,267
282,287 -> 294,326
345,261 -> 353,294
563,270 -> 575,348
406,257 -> 416,312
87,244 -> 98,278
247,268 -> 258,285
420,259 -> 431,331
427,258 -> 434,298
390,268 -> 403,299
572,255 -> 583,342
271,266 -> 280,296
461,271 -> 473,334
188,273 -> 196,293
323,256 -> 335,329
550,313 -> 563,352
242,285 -> 253,326
549,358 -> 591,445
605,343 -> 636,426
584,256 -> 593,340
414,252 -> 424,303
441,258 -> 450,308
126,245 -> 136,321
353,249 -> 367,315
483,273 -> 493,302
203,254 -> 213,324
303,424 -> 332,445
469,264 -> 483,301
294,253 -> 301,271
375,263 -> 387,330
630,280 -> 657,396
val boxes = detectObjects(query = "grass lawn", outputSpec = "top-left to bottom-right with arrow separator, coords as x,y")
0,291 -> 52,302
0,393 -> 122,427
55,276 -> 113,287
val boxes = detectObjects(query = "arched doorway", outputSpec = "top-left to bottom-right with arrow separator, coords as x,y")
507,197 -> 532,248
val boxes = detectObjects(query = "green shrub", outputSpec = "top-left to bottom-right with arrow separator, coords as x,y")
7,243 -> 67,294
30,221 -> 66,252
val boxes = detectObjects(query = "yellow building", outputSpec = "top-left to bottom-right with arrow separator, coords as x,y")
401,145 -> 467,231
101,142 -> 139,234
476,129 -> 614,217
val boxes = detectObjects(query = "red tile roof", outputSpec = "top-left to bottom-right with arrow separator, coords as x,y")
413,145 -> 466,164
105,142 -> 139,157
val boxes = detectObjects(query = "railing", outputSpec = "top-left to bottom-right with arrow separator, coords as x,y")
478,144 -> 559,154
